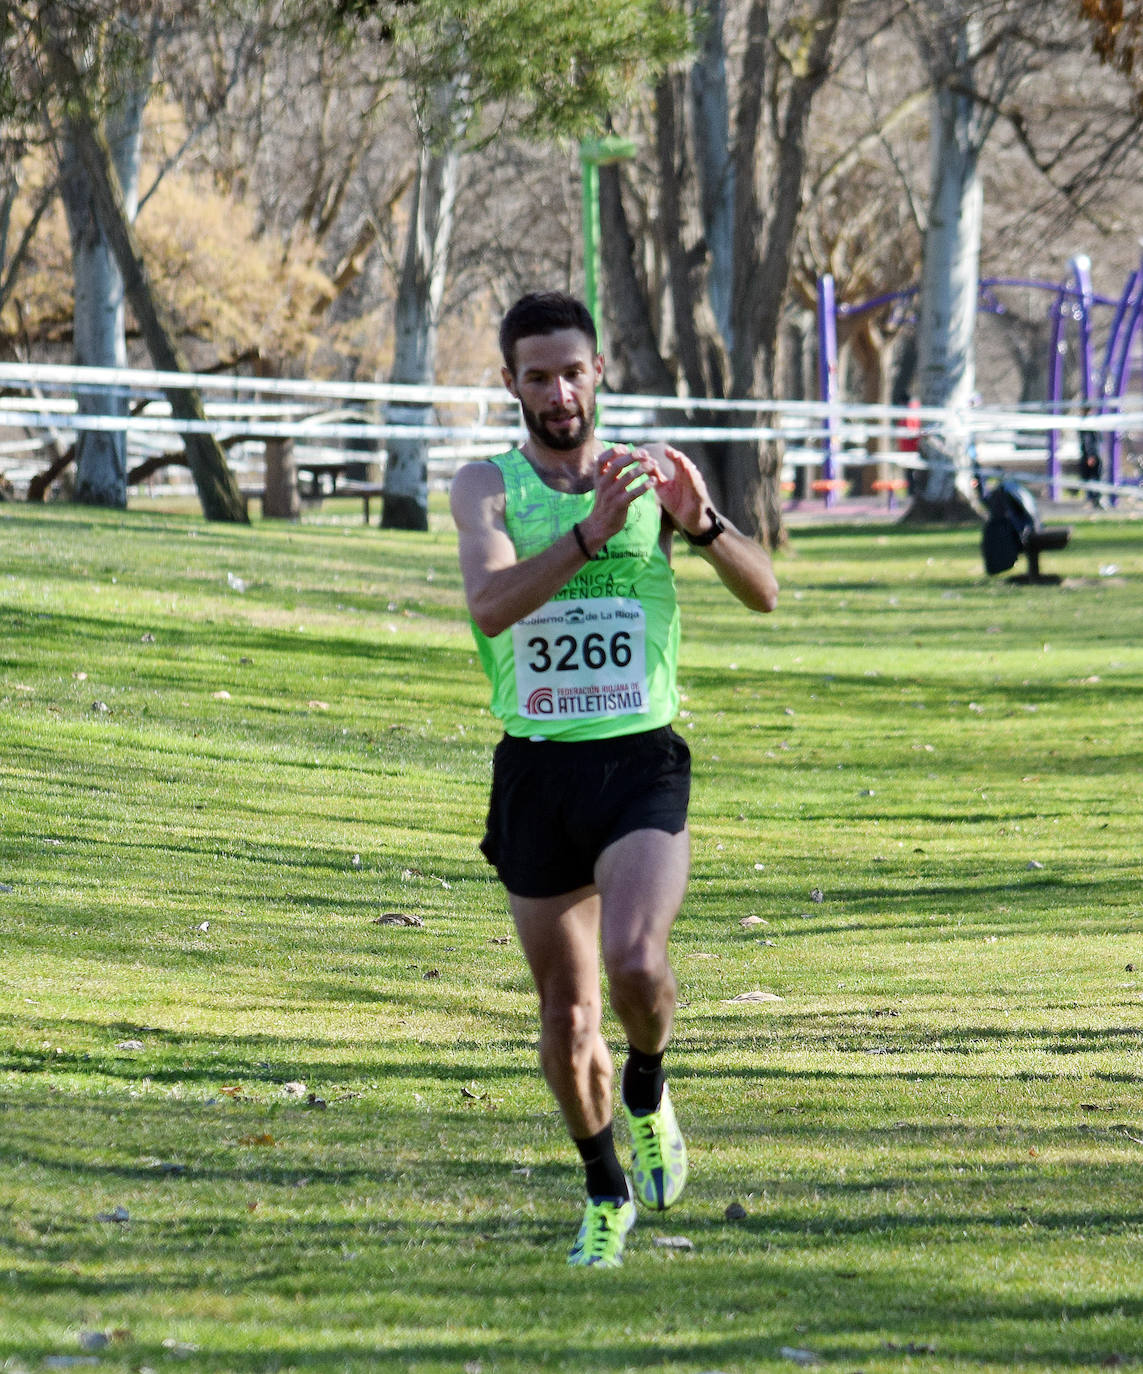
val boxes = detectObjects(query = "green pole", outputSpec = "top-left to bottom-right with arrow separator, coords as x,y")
580,148 -> 602,327
578,135 -> 636,328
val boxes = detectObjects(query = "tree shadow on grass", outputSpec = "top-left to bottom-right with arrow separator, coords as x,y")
3,605 -> 471,671
5,1078 -> 1143,1370
0,1011 -> 542,1089
5,1161 -> 1143,1370
667,1000 -> 1143,1095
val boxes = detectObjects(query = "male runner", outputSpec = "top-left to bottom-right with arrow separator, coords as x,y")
450,291 -> 778,1267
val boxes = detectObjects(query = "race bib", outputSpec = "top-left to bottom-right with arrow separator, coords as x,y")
512,597 -> 648,722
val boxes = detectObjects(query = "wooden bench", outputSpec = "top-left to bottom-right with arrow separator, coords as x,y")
243,480 -> 385,521
336,480 -> 387,522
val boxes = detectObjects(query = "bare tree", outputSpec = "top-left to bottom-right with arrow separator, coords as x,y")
36,9 -> 248,521
900,0 -> 1125,522
56,20 -> 153,508
381,77 -> 468,529
372,0 -> 690,528
602,0 -> 849,547
793,49 -> 928,488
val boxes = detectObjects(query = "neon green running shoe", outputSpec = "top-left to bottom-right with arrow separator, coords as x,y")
567,1192 -> 637,1268
624,1081 -> 688,1211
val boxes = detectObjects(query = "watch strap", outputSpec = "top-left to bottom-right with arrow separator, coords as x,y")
681,506 -> 726,546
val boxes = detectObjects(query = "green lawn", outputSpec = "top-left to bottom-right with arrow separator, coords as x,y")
2,501 -> 1142,1373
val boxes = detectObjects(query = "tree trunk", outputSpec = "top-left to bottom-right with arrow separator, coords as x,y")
43,32 -> 248,523
689,0 -> 734,348
606,0 -> 844,546
846,316 -> 893,492
262,437 -> 300,519
783,309 -> 815,501
904,17 -> 984,525
68,112 -> 248,522
255,355 -> 300,519
1,167 -> 56,322
598,163 -> 676,397
59,80 -> 148,509
382,84 -> 464,532
891,326 -> 918,405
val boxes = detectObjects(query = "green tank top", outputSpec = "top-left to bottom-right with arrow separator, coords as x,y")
470,447 -> 681,740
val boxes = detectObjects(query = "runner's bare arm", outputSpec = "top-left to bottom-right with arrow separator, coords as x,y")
449,454 -> 651,638
639,444 -> 779,614
694,518 -> 780,613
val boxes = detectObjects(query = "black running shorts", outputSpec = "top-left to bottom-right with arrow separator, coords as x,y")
479,725 -> 692,899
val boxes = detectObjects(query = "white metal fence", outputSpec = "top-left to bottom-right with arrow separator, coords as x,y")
2,362 -> 1142,503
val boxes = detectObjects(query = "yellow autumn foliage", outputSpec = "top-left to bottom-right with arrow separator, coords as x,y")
1,136 -> 354,375
137,171 -> 335,369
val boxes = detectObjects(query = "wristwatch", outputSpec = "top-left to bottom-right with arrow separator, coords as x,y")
681,506 -> 726,546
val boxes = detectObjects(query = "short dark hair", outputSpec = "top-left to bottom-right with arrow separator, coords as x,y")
499,291 -> 597,375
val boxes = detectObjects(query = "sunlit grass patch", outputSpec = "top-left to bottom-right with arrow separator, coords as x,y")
1,502 -> 1142,1372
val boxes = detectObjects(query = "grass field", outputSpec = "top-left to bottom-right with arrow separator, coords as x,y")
2,500 -> 1142,1373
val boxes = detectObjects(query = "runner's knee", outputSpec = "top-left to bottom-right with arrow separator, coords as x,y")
539,995 -> 602,1056
606,947 -> 674,1014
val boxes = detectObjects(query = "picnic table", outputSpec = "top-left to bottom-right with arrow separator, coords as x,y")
293,460 -> 386,520
295,459 -> 352,499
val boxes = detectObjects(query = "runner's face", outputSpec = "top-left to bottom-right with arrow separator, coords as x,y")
504,329 -> 602,452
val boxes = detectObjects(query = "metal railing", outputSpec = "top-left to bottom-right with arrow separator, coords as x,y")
2,362 -> 1141,504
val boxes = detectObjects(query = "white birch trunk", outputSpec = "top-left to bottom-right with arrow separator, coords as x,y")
914,16 -> 983,516
382,83 -> 465,530
60,79 -> 149,508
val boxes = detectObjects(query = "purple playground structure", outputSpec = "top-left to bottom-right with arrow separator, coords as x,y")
816,249 -> 1143,505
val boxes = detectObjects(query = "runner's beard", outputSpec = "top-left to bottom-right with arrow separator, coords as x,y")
519,396 -> 595,452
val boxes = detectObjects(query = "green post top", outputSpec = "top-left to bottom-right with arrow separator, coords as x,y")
579,134 -> 637,167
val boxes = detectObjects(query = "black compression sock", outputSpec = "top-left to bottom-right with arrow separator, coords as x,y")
573,1123 -> 629,1200
621,1045 -> 665,1114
